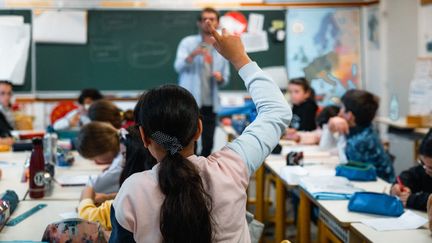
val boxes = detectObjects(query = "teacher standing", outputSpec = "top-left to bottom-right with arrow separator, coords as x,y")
174,7 -> 230,156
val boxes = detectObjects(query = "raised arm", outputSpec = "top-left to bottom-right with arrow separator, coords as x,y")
207,22 -> 292,175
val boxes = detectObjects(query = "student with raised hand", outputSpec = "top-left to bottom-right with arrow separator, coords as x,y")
109,21 -> 291,243
391,129 -> 432,211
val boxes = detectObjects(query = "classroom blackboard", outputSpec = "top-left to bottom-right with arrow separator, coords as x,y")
36,9 -> 285,91
0,10 -> 32,92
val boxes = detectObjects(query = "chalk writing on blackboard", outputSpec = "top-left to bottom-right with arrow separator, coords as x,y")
90,39 -> 123,62
127,41 -> 171,69
100,14 -> 137,32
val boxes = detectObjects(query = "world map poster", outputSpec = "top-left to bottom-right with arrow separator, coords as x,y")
286,8 -> 362,106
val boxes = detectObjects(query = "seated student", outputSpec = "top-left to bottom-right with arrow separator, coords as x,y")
284,105 -> 340,145
88,100 -> 123,129
53,88 -> 103,130
76,122 -> 123,194
78,125 -> 157,230
0,81 -> 15,146
287,77 -> 318,132
0,81 -> 15,129
121,109 -> 135,129
391,129 -> 432,211
328,90 -> 395,182
109,21 -> 291,242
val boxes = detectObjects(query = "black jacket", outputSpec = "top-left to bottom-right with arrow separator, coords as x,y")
290,98 -> 318,132
399,165 -> 432,211
0,111 -> 13,137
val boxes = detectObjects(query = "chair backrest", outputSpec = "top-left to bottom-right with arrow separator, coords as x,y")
50,101 -> 78,125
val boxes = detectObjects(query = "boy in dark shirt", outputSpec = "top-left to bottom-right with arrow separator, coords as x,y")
391,129 -> 432,211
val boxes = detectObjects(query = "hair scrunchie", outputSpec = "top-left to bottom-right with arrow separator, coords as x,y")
151,131 -> 183,155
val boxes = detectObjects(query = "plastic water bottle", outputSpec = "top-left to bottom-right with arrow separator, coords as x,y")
389,94 -> 400,121
43,132 -> 57,177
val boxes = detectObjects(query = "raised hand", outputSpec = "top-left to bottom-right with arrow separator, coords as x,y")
206,20 -> 251,70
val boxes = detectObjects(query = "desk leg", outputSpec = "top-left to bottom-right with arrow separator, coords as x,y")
275,177 -> 286,243
255,165 -> 265,223
297,190 -> 311,243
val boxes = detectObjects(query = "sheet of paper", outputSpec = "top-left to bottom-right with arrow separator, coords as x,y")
33,10 -> 87,44
59,211 -> 79,219
0,22 -> 30,85
0,16 -> 23,26
361,210 -> 428,231
241,31 -> 269,53
300,176 -> 362,195
55,174 -> 97,186
248,13 -> 264,33
280,166 -> 309,185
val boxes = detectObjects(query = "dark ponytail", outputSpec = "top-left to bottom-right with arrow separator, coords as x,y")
136,85 -> 214,243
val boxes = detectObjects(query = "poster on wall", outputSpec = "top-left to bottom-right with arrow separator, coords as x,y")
419,5 -> 432,56
367,6 -> 379,50
286,8 -> 362,106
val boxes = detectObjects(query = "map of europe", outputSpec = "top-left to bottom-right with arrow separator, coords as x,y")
287,8 -> 362,105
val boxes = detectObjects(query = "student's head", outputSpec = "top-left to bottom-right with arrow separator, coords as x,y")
88,100 -> 122,129
316,105 -> 340,128
76,122 -> 120,165
198,7 -> 220,35
288,78 -> 314,105
119,125 -> 157,186
340,90 -> 378,127
78,89 -> 103,110
135,85 -> 213,243
0,81 -> 13,108
419,129 -> 432,176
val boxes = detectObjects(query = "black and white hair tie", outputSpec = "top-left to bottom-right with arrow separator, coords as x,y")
151,131 -> 183,155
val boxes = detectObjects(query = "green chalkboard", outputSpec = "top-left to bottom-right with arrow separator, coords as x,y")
0,10 -> 32,92
36,9 -> 285,91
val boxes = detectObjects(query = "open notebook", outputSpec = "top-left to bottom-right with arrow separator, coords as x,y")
300,176 -> 363,200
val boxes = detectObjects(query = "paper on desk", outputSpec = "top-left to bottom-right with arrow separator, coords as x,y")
280,166 -> 309,185
361,210 -> 428,231
56,174 -> 98,186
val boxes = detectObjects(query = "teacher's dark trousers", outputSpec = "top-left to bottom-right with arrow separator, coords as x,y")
200,106 -> 216,157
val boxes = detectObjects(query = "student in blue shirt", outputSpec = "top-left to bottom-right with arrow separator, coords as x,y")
174,7 -> 230,157
328,90 -> 395,182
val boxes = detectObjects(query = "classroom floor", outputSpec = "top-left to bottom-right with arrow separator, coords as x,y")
247,178 -> 318,243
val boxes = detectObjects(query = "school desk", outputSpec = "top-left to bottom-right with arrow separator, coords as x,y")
0,151 -> 105,201
262,145 -> 339,243
311,179 -> 389,243
349,222 -> 431,243
0,200 -> 78,241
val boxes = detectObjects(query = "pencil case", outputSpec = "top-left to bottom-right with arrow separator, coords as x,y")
335,161 -> 377,181
348,192 -> 404,217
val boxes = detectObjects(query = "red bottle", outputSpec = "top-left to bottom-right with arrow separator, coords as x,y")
29,138 -> 45,199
